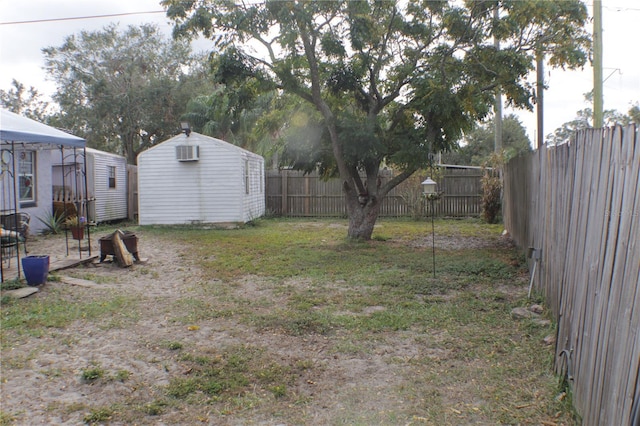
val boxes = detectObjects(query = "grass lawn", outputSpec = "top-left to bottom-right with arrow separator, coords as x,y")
0,218 -> 576,425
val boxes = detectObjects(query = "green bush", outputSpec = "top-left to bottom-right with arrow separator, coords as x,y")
481,153 -> 503,224
36,211 -> 66,235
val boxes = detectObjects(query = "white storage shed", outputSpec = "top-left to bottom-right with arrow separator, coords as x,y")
137,132 -> 265,226
52,147 -> 128,224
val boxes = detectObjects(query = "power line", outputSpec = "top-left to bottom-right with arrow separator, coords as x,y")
0,10 -> 166,26
603,6 -> 640,12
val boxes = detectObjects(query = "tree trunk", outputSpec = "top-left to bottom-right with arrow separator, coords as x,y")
345,192 -> 382,240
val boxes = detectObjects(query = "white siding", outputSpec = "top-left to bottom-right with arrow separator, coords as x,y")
53,148 -> 128,223
138,132 -> 265,225
1,148 -> 54,235
89,149 -> 128,222
241,153 -> 266,222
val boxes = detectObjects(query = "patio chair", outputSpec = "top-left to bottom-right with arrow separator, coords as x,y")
0,212 -> 30,255
1,234 -> 18,267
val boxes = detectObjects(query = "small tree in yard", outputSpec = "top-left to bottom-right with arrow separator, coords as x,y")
163,0 -> 589,240
481,153 -> 504,224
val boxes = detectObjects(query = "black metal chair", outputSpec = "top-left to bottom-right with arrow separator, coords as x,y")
1,235 -> 18,267
1,212 -> 30,255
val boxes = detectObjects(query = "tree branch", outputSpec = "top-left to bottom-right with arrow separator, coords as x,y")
380,167 -> 418,198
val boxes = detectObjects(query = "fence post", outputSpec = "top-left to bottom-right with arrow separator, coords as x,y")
127,164 -> 138,221
281,170 -> 288,215
304,174 -> 310,215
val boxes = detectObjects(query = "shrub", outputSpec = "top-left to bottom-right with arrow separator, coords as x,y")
481,153 -> 504,224
36,211 -> 66,235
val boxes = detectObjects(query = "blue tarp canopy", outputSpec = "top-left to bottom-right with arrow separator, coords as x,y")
0,108 -> 85,147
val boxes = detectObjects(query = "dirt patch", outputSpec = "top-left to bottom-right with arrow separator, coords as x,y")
2,231 -> 206,424
0,228 -> 557,425
410,233 -> 517,251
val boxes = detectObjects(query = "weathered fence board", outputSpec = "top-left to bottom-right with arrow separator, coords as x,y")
611,127 -> 640,424
266,167 -> 483,218
503,124 -> 639,426
127,164 -> 138,221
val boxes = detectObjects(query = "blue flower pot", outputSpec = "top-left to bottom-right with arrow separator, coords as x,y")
21,255 -> 50,286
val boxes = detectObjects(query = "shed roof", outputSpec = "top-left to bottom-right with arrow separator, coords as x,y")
138,131 -> 263,160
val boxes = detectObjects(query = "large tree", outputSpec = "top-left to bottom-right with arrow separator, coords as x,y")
443,114 -> 532,166
43,23 -> 207,164
164,0 -> 588,239
0,79 -> 50,122
548,101 -> 640,145
493,1 -> 590,148
184,86 -> 286,165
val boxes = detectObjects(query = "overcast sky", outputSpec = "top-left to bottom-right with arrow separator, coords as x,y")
1,0 -> 638,144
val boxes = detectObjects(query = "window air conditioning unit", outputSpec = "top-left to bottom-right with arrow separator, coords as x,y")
176,145 -> 199,161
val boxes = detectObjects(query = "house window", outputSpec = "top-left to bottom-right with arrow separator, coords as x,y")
244,160 -> 250,194
18,151 -> 36,206
108,166 -> 116,188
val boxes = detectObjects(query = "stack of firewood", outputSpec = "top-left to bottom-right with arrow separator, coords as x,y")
111,230 -> 134,267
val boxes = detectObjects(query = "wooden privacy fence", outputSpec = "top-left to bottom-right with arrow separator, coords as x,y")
127,164 -> 138,221
503,125 -> 639,426
266,166 -> 483,218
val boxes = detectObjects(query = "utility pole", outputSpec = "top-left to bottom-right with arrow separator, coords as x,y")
494,7 -> 503,153
536,51 -> 544,149
593,0 -> 603,128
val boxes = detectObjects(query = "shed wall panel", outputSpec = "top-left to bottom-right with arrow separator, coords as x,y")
89,150 -> 128,222
241,154 -> 265,222
53,148 -> 128,223
138,133 -> 265,225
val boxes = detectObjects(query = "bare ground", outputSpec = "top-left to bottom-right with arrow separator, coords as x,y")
0,228 -> 558,425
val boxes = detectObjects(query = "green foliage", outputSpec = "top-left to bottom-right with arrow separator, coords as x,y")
36,211 -> 66,235
166,345 -> 289,401
81,364 -> 106,383
270,384 -> 287,399
443,114 -> 533,166
165,341 -> 183,350
142,400 -> 168,416
0,411 -> 15,426
0,291 -> 136,332
1,277 -> 26,306
628,104 -> 640,124
114,370 -> 131,382
43,23 -> 209,163
441,255 -> 515,280
548,100 -> 640,145
0,278 -> 25,291
181,81 -> 282,164
0,79 -> 50,121
481,154 -> 504,224
496,0 -> 590,69
83,407 -> 112,424
166,377 -> 202,398
162,0 -> 591,240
